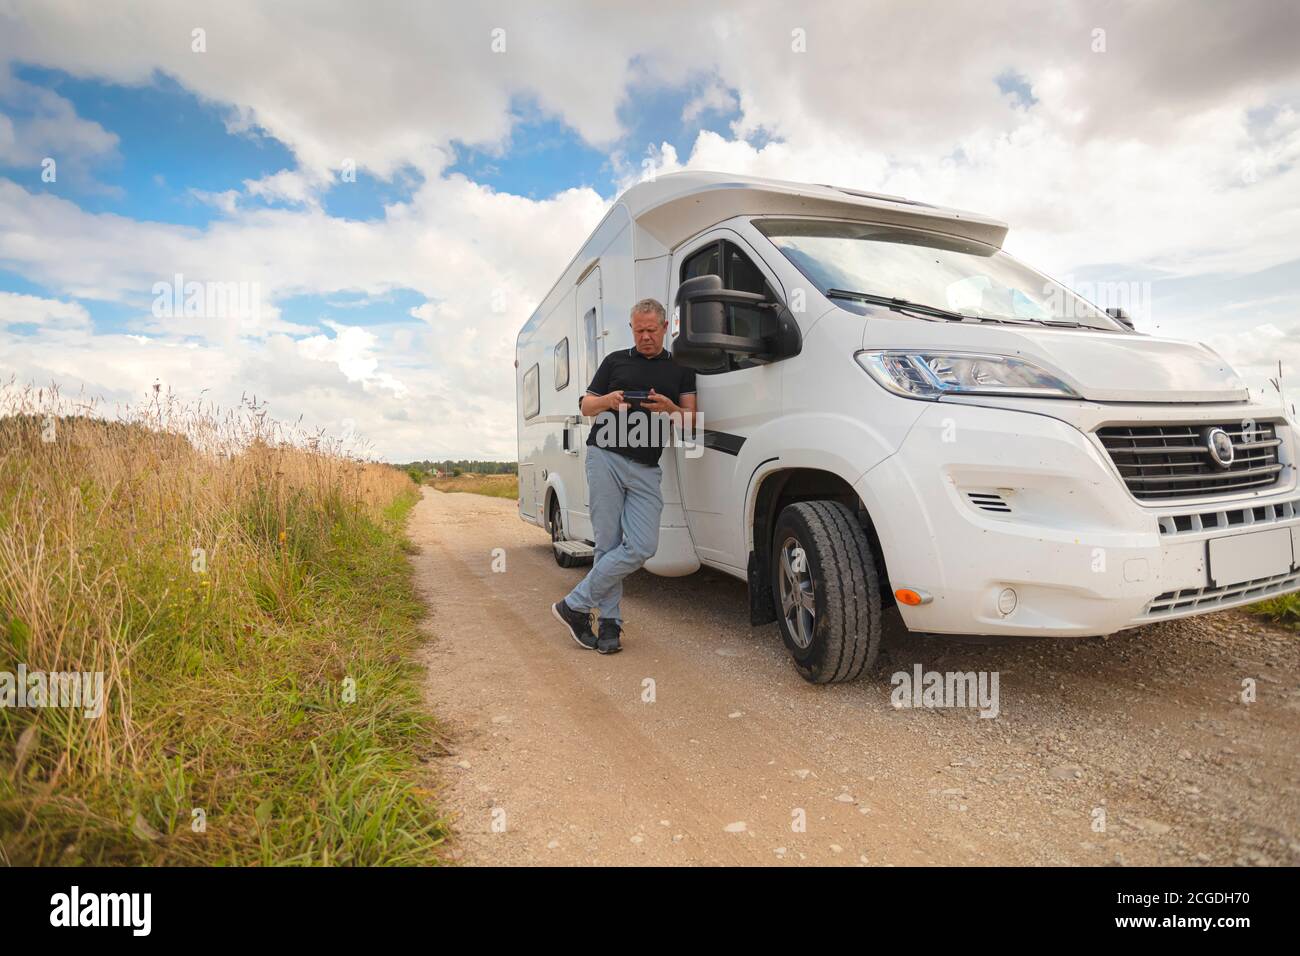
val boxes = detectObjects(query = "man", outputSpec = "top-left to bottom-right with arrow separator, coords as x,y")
551,298 -> 698,654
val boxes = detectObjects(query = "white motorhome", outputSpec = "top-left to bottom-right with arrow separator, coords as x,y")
515,171 -> 1297,683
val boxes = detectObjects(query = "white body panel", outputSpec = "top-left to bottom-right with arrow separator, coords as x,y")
516,172 -> 1300,634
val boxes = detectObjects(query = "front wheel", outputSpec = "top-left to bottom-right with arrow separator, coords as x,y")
771,500 -> 882,684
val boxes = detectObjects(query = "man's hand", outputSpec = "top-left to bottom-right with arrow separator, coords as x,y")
645,390 -> 698,439
581,390 -> 624,416
641,389 -> 677,414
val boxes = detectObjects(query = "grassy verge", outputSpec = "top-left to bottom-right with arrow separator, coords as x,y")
1249,592 -> 1300,630
0,386 -> 448,865
427,473 -> 518,499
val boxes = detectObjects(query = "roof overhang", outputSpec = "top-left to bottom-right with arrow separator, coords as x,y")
622,171 -> 1009,251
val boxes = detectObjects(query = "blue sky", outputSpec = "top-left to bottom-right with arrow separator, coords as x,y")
0,2 -> 1297,459
4,66 -> 296,225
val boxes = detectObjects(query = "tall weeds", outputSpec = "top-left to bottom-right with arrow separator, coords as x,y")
0,383 -> 447,865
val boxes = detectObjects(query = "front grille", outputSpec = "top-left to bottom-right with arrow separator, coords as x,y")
1144,569 -> 1300,618
1157,497 -> 1300,536
1098,421 -> 1283,501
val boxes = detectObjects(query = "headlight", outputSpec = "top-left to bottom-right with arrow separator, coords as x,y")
855,350 -> 1079,399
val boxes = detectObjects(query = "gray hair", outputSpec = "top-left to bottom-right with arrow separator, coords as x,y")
630,298 -> 667,325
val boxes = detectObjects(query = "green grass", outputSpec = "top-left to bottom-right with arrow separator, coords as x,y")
1249,592 -> 1300,630
1,486 -> 450,866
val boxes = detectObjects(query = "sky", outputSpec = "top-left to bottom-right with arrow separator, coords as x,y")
0,0 -> 1297,461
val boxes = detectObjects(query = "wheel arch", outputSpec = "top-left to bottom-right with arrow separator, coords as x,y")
746,465 -> 893,625
542,476 -> 571,536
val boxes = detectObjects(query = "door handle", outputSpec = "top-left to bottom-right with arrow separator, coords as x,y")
563,416 -> 579,455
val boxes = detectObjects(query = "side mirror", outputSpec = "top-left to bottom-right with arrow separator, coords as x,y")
671,274 -> 801,371
1105,307 -> 1135,330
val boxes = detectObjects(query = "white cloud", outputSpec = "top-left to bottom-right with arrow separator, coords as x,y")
243,168 -> 331,208
0,290 -> 91,330
408,301 -> 438,323
681,80 -> 738,124
297,321 -> 408,396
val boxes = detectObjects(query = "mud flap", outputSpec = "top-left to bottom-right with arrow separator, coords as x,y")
748,549 -> 777,626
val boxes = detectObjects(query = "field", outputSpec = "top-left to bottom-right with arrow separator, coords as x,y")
0,385 -> 448,865
427,473 -> 518,499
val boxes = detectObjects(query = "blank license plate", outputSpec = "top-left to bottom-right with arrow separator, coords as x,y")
1207,528 -> 1294,588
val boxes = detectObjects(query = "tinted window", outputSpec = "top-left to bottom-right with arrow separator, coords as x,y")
683,243 -> 721,282
724,244 -> 768,343
680,239 -> 774,373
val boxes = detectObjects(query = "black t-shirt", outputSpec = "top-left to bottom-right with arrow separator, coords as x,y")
582,346 -> 697,467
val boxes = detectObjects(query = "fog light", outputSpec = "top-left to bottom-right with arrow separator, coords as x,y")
997,587 -> 1017,616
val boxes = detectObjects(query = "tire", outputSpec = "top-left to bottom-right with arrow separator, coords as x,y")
770,500 -> 882,684
550,499 -> 583,568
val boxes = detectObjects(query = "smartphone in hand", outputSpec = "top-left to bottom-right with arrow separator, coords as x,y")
621,389 -> 650,410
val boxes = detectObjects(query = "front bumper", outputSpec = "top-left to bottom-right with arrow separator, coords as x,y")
856,403 -> 1300,637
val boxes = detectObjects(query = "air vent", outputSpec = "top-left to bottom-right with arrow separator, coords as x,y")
966,492 -> 1011,513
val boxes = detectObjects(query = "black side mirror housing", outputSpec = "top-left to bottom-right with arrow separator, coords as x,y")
671,274 -> 801,371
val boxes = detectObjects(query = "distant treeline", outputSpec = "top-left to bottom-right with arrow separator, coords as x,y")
396,459 -> 518,480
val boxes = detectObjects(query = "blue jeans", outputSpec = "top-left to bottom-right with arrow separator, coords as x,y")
565,445 -> 663,624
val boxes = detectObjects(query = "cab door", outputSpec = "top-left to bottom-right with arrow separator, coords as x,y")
670,231 -> 785,571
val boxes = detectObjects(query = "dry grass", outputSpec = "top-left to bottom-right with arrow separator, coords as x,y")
427,473 -> 518,499
0,382 -> 447,865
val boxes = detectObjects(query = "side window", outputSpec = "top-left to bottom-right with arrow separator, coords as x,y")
724,244 -> 770,349
679,239 -> 775,373
682,243 -> 720,283
523,363 -> 540,419
553,337 -> 569,390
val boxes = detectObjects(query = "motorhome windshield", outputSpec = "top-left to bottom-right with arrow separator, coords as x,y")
755,218 -> 1125,331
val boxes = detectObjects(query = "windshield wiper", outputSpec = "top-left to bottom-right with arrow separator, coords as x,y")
1027,317 -> 1086,328
826,289 -> 979,323
828,290 -> 1092,329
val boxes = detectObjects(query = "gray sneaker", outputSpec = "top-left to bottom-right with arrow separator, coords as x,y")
596,619 -> 622,655
552,600 -> 597,649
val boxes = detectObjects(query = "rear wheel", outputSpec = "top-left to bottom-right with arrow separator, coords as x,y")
771,500 -> 882,684
550,499 -> 583,568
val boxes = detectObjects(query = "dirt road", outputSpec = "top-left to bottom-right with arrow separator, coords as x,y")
411,488 -> 1300,866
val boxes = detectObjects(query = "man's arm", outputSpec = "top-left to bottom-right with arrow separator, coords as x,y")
580,390 -> 625,416
677,367 -> 697,428
674,392 -> 698,428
